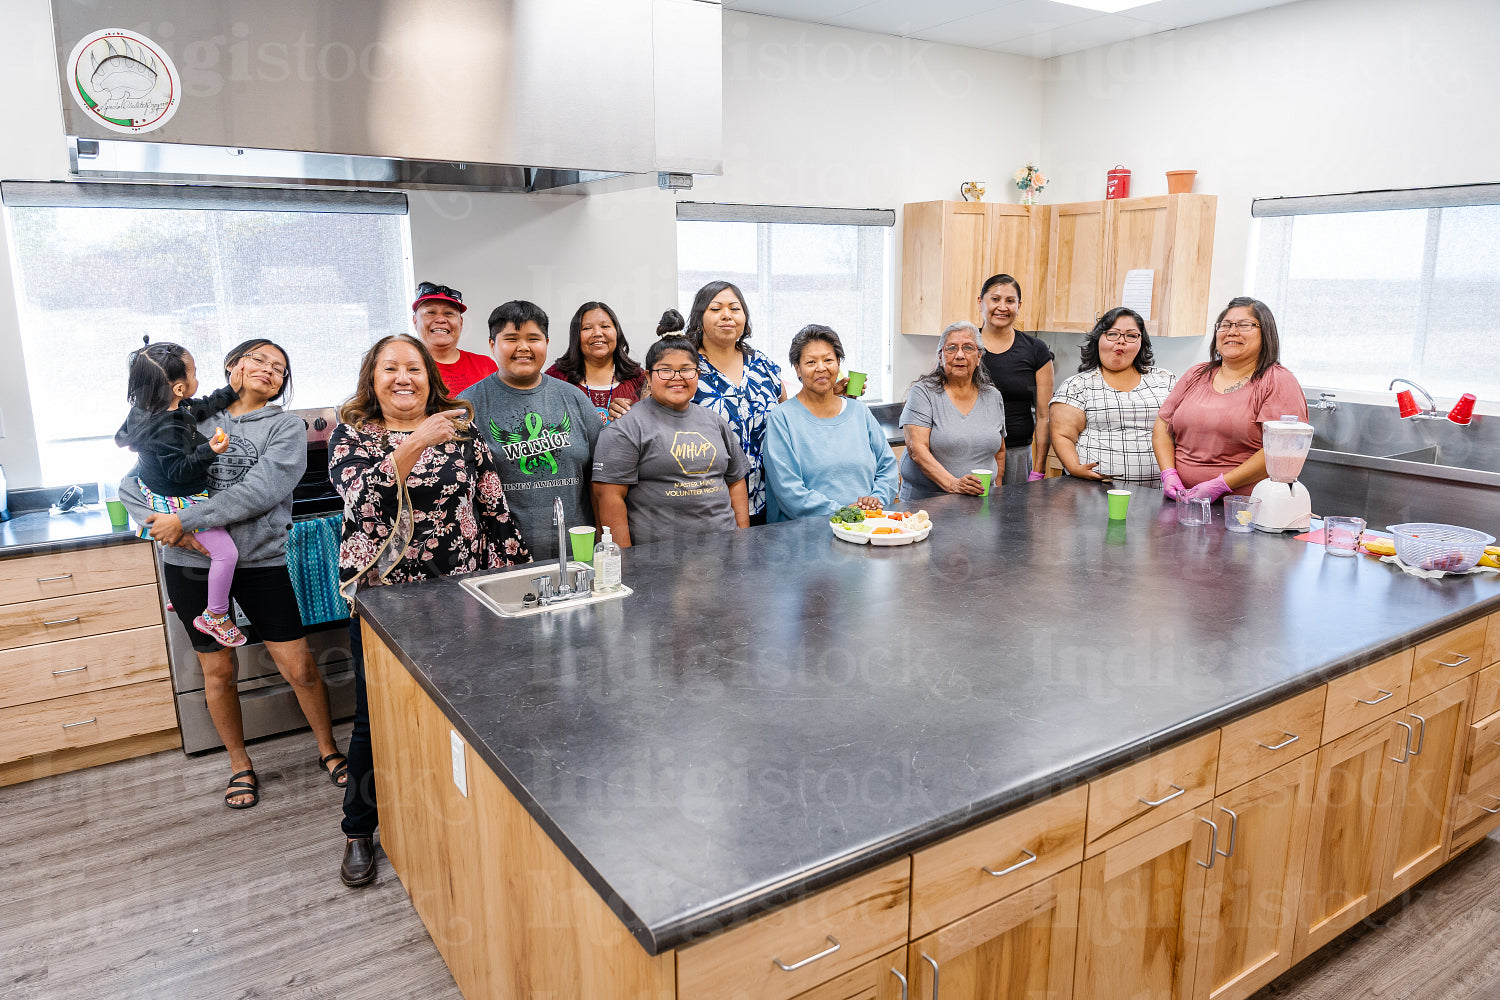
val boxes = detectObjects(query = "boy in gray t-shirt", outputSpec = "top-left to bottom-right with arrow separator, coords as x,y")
460,301 -> 601,560
592,397 -> 748,547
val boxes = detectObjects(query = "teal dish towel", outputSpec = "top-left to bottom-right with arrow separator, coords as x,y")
287,514 -> 346,626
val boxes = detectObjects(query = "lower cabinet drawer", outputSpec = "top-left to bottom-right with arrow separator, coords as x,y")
788,947 -> 906,1000
1464,709 -> 1500,794
1473,663 -> 1500,724
676,859 -> 910,1000
1085,730 -> 1219,857
0,584 -> 162,651
0,542 -> 156,605
1322,650 -> 1413,743
0,678 -> 177,762
1411,617 -> 1489,700
1216,685 -> 1326,794
0,626 -> 169,710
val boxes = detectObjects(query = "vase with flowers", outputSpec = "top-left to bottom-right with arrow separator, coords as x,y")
1014,162 -> 1048,206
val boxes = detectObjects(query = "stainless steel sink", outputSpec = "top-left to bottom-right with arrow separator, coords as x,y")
460,562 -> 631,618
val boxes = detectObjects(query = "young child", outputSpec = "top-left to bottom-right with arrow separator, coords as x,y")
115,339 -> 246,647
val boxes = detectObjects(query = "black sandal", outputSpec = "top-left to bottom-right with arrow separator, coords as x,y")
225,769 -> 259,809
319,752 -> 350,788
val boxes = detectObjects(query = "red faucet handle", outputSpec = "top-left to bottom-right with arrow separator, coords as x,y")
1396,390 -> 1420,418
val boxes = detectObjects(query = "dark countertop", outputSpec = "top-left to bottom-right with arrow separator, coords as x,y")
355,478 -> 1500,956
0,506 -> 145,558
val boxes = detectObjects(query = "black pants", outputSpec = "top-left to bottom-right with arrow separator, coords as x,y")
341,618 -> 378,838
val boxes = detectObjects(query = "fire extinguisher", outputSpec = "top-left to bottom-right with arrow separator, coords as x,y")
1106,165 -> 1131,199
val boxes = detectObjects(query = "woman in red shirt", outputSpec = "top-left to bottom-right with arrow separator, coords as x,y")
544,301 -> 647,424
1152,297 -> 1308,501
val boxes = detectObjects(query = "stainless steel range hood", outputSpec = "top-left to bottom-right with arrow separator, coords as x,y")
51,0 -> 721,192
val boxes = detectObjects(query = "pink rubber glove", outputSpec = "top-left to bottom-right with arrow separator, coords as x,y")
1183,474 -> 1233,503
1027,470 -> 1046,482
1160,468 -> 1186,499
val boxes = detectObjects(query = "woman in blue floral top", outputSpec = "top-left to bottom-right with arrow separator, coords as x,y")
686,280 -> 786,523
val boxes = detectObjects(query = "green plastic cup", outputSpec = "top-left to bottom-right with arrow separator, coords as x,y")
1106,488 -> 1131,520
568,526 -> 596,563
105,499 -> 130,528
843,370 -> 867,397
972,469 -> 993,496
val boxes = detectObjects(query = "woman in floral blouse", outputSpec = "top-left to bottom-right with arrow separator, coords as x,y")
686,280 -> 786,524
328,333 -> 529,890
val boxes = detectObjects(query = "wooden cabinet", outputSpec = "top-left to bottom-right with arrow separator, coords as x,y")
1215,686 -> 1325,795
1410,617 -> 1488,700
791,948 -> 907,1000
1085,729 -> 1219,856
908,866 -> 1080,1000
1320,649 -> 1413,743
900,201 -> 1043,335
0,543 -> 178,786
1193,754 -> 1318,1000
1040,202 -> 1108,334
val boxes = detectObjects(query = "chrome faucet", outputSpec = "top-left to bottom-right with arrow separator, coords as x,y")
552,497 -> 572,598
1388,378 -> 1439,418
1312,392 -> 1338,413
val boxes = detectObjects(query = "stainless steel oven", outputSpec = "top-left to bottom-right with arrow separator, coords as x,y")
158,406 -> 356,754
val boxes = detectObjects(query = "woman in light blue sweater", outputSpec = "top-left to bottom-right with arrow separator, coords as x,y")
764,325 -> 899,522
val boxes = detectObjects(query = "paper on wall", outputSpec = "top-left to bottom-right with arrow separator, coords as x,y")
1121,269 -> 1155,320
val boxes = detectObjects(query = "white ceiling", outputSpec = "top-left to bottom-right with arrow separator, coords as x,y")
723,0 -> 1304,58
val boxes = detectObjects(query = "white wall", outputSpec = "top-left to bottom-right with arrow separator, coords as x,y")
1039,0 -> 1500,328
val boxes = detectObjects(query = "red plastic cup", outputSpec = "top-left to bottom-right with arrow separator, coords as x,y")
1447,393 -> 1477,424
1396,389 -> 1420,418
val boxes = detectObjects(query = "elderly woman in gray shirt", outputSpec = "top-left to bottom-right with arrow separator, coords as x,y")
898,321 -> 1007,501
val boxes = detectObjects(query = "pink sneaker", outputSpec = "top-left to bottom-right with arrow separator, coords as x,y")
194,610 -> 246,647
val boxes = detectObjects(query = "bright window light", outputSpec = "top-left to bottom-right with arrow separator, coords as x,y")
1051,0 -> 1156,12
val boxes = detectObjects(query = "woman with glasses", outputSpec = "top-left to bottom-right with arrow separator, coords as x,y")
1153,297 -> 1309,501
1048,307 -> 1176,485
897,322 -> 1007,502
117,339 -> 346,810
544,301 -> 647,424
763,325 -> 898,521
977,274 -> 1055,485
592,336 -> 750,546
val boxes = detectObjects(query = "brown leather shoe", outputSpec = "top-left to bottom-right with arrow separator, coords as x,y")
340,836 -> 377,887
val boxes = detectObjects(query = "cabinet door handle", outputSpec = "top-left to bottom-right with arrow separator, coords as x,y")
1392,721 -> 1413,763
922,953 -> 940,999
1436,653 -> 1471,668
1139,783 -> 1186,807
981,848 -> 1038,878
51,665 -> 90,676
35,573 -> 74,582
1480,796 -> 1500,815
890,966 -> 909,1000
42,617 -> 82,626
1257,731 -> 1300,751
1356,688 -> 1394,706
1408,713 -> 1426,756
1218,806 -> 1239,859
1196,816 -> 1220,869
771,935 -> 839,972
61,718 -> 97,729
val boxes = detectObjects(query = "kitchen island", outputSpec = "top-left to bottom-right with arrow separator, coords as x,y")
355,478 -> 1500,1000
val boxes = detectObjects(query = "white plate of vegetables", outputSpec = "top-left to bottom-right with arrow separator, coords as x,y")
829,506 -> 932,545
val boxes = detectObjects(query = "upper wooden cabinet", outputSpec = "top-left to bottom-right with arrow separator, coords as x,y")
900,201 -> 1044,335
902,194 -> 1216,340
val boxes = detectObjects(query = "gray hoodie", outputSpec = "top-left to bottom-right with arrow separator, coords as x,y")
119,402 -> 307,569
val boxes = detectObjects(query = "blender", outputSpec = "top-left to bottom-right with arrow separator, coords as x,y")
1252,415 -> 1314,532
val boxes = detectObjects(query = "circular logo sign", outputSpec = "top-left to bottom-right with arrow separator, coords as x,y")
67,29 -> 180,134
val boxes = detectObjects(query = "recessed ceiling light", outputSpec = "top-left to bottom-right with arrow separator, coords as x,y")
1051,0 -> 1155,12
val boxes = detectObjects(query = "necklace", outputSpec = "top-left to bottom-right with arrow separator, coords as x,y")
1217,373 -> 1251,394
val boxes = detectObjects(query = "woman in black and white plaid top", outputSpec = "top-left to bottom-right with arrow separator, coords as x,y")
1048,307 -> 1176,485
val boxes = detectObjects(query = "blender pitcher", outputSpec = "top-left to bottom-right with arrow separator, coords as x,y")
1252,415 -> 1314,532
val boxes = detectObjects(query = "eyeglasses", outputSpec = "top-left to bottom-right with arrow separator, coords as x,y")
651,367 -> 699,382
1101,330 -> 1142,343
941,344 -> 980,356
414,281 -> 463,303
240,352 -> 288,378
1216,320 -> 1260,333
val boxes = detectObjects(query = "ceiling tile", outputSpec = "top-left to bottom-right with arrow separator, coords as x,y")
1100,0 -> 1302,30
723,0 -> 872,22
816,0 -> 1017,37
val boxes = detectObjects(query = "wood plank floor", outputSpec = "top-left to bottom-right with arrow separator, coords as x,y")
3,722 -> 1500,999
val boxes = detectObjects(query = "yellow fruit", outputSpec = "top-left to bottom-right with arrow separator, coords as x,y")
1362,537 -> 1396,556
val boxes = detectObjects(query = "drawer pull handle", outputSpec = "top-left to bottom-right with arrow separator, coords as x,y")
922,953 -> 940,999
890,966 -> 909,1000
1139,783 -> 1186,808
772,935 -> 839,973
42,617 -> 82,626
1196,816 -> 1220,869
1218,806 -> 1239,859
1257,731 -> 1300,751
51,665 -> 90,676
1356,688 -> 1394,706
1392,720 -> 1414,763
1408,712 -> 1426,756
61,718 -> 97,729
1480,796 -> 1500,816
982,848 -> 1038,878
1436,653 -> 1471,668
35,573 -> 74,582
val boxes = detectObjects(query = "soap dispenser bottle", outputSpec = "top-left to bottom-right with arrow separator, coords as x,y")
594,526 -> 622,592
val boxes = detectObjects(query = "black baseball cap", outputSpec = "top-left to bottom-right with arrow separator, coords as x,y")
412,281 -> 466,313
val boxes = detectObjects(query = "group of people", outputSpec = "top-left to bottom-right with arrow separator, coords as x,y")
114,270 -> 1305,889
